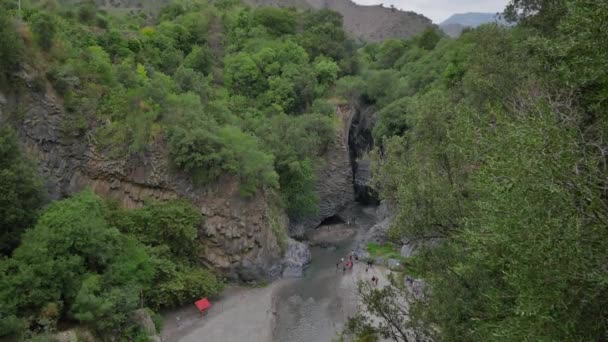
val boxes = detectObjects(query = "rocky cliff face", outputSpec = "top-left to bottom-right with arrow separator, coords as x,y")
349,105 -> 378,204
289,103 -> 356,237
0,75 -> 285,281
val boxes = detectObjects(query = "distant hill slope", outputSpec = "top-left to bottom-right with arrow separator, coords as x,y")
305,0 -> 433,41
243,0 -> 433,41
440,23 -> 466,38
441,12 -> 502,27
243,0 -> 312,9
440,12 -> 505,37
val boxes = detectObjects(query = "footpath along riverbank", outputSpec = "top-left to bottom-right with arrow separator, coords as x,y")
161,258 -> 391,342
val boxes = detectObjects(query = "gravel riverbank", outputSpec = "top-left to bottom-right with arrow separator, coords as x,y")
162,205 -> 389,342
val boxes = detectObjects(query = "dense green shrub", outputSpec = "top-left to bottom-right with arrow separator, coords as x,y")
0,127 -> 44,256
253,7 -> 296,36
0,192 -> 152,337
0,192 -> 223,339
0,14 -> 24,79
30,12 -> 57,51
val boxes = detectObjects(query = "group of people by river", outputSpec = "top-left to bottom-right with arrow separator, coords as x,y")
335,250 -> 380,286
336,250 -> 356,274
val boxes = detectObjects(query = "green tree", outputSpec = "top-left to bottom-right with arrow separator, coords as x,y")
183,45 -> 213,75
417,27 -> 441,51
260,76 -> 295,113
376,39 -> 408,69
253,7 -> 296,36
335,75 -> 366,101
314,56 -> 340,90
216,125 -> 279,196
0,13 -> 24,79
262,113 -> 334,217
279,159 -> 318,219
371,97 -> 410,143
0,192 -> 154,336
225,52 -> 265,97
355,3 -> 608,339
30,12 -> 56,51
115,200 -> 201,261
84,45 -> 115,85
0,127 -> 44,255
504,0 -> 567,32
298,9 -> 349,61
173,66 -> 211,101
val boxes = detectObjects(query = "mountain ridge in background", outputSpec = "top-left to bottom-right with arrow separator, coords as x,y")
440,12 -> 506,37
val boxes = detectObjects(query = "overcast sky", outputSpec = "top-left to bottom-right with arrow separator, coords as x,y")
352,0 -> 509,23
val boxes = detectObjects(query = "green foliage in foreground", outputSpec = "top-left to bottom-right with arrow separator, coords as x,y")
346,0 -> 608,340
0,192 -> 222,339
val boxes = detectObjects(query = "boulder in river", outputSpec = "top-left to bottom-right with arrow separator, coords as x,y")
282,239 -> 312,278
353,242 -> 371,260
400,238 -> 443,258
401,243 -> 416,258
51,328 -> 97,342
130,309 -> 161,341
387,258 -> 402,270
365,217 -> 390,244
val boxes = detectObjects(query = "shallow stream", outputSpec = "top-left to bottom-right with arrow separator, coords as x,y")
272,205 -> 377,341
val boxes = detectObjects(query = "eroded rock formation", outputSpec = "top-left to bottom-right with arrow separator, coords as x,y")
282,238 -> 312,277
0,76 -> 285,281
349,105 -> 378,205
290,103 -> 355,237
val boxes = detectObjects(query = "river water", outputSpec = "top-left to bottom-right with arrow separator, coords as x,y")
166,205 -> 378,342
272,206 -> 377,342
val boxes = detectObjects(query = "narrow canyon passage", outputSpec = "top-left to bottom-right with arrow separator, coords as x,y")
166,204 -> 378,342
272,204 -> 377,341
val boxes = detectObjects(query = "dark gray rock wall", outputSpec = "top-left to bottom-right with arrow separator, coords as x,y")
290,104 -> 356,237
0,77 -> 285,282
349,105 -> 379,205
282,238 -> 312,277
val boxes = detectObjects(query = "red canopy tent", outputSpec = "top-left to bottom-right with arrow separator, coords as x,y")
194,298 -> 211,313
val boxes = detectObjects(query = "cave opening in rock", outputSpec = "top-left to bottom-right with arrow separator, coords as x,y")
318,215 -> 346,226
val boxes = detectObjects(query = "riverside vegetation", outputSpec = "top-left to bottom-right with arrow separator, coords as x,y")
341,0 -> 608,341
0,0 -> 354,339
1,0 -> 607,341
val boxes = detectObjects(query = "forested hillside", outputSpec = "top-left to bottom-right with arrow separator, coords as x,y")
0,0 -> 354,339
38,0 -> 434,41
344,0 -> 608,341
